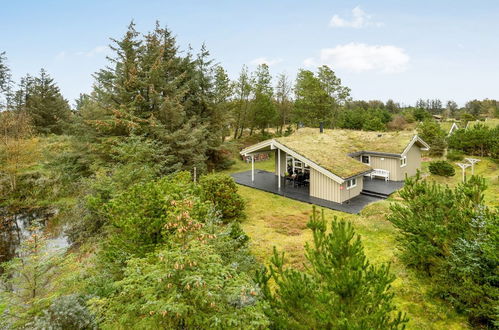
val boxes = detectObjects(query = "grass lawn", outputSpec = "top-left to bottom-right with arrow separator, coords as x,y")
223,153 -> 499,329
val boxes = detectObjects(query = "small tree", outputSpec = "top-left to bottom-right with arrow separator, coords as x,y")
0,225 -> 63,328
257,207 -> 408,329
417,119 -> 446,156
363,116 -> 386,131
199,173 -> 245,223
388,174 -> 498,326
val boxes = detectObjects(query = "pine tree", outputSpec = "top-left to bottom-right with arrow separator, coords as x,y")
0,51 -> 13,109
0,225 -> 63,328
275,73 -> 293,134
233,65 -> 252,139
257,207 -> 408,329
417,119 -> 446,156
89,22 -> 230,174
212,65 -> 233,142
317,65 -> 351,126
25,69 -> 71,134
251,64 -> 276,134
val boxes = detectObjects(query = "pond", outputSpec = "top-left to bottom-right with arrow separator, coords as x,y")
0,211 -> 69,270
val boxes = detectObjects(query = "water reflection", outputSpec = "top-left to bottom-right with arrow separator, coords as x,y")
0,212 -> 69,268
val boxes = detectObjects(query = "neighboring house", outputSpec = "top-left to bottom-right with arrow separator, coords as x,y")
432,114 -> 443,122
466,118 -> 499,129
448,122 -> 459,135
239,128 -> 429,204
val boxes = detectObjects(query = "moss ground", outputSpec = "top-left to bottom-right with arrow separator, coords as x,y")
224,153 -> 499,329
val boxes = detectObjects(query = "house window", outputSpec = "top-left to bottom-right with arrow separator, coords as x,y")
285,155 -> 310,174
400,156 -> 407,167
346,178 -> 357,189
361,155 -> 370,164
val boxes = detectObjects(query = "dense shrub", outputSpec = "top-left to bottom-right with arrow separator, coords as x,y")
387,115 -> 409,131
429,160 -> 455,177
199,173 -> 245,223
447,124 -> 499,161
32,294 -> 97,330
446,149 -> 464,161
257,207 -> 408,329
102,171 -> 212,269
389,174 -> 498,326
362,116 -> 386,131
89,171 -> 268,329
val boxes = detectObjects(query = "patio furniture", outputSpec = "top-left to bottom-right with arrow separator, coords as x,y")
370,169 -> 389,181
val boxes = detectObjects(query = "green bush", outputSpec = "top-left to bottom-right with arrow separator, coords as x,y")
102,171 -> 212,269
446,149 -> 464,161
448,124 -> 499,160
429,160 -> 455,177
32,294 -> 97,330
199,173 -> 245,223
389,175 -> 498,327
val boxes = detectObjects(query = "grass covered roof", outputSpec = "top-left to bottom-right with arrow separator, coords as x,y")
467,118 -> 499,129
275,128 -> 418,178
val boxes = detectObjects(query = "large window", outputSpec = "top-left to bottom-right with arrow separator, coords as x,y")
400,156 -> 407,167
286,155 -> 310,174
346,178 -> 357,189
361,155 -> 370,164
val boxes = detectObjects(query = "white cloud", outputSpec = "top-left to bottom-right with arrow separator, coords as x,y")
86,45 -> 108,57
304,43 -> 410,74
250,57 -> 283,67
56,46 -> 109,61
55,51 -> 67,60
75,46 -> 109,57
329,6 -> 382,28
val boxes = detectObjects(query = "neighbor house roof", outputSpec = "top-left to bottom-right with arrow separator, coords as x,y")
448,122 -> 459,135
466,118 -> 499,129
241,128 -> 429,181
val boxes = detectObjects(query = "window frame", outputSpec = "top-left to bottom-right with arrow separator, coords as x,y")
361,155 -> 370,165
346,177 -> 357,190
400,156 -> 407,167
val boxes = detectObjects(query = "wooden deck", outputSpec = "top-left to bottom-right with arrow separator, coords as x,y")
231,170 -> 403,214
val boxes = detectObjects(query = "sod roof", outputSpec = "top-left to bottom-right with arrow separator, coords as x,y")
439,121 -> 455,133
466,118 -> 499,129
274,128 -> 418,178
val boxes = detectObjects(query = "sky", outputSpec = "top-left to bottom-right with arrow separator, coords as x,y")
1,0 -> 499,107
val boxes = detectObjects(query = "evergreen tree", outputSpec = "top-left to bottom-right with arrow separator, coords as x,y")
417,119 -> 446,156
251,64 -> 276,134
389,174 -> 498,326
257,207 -> 408,329
212,65 -> 233,142
89,22 -> 228,174
0,225 -> 63,328
294,66 -> 350,128
233,65 -> 252,139
275,73 -> 293,134
0,51 -> 13,109
294,69 -> 329,127
317,65 -> 351,126
445,100 -> 459,118
25,69 -> 71,134
385,99 -> 397,113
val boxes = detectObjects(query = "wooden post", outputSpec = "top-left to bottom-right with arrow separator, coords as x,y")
456,163 -> 470,183
465,158 -> 480,175
251,155 -> 255,182
193,167 -> 197,183
277,149 -> 281,189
